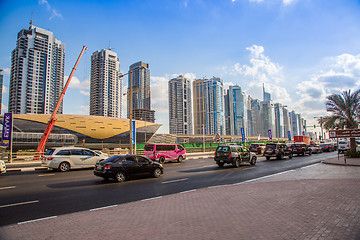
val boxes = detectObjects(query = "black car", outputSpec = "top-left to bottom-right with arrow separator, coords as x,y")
319,143 -> 334,152
94,155 -> 164,182
290,143 -> 312,156
249,143 -> 265,154
214,145 -> 257,168
263,143 -> 293,160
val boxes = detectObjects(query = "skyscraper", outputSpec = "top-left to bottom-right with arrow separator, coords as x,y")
90,48 -> 121,118
193,77 -> 225,135
9,21 -> 65,114
168,75 -> 192,134
127,61 -> 154,122
224,85 -> 248,136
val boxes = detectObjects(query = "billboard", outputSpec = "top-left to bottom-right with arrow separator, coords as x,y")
1,113 -> 13,147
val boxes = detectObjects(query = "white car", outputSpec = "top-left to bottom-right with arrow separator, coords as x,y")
0,160 -> 6,174
338,141 -> 350,153
41,147 -> 108,172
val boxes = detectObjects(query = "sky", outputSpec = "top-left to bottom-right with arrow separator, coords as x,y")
0,0 -> 360,134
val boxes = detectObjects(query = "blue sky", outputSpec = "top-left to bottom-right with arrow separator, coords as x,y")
1,0 -> 360,134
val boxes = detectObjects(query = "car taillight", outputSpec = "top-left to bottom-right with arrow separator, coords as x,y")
256,147 -> 260,149
229,152 -> 232,158
47,157 -> 53,161
299,148 -> 303,150
104,164 -> 111,170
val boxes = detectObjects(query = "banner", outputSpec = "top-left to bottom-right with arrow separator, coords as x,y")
1,113 -> 13,147
132,120 -> 136,145
241,128 -> 245,142
268,129 -> 272,140
288,131 -> 291,141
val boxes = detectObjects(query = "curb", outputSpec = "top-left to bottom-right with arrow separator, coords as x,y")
321,160 -> 360,167
6,167 -> 48,172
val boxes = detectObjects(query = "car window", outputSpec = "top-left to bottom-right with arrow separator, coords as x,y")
216,146 -> 229,152
105,156 -> 123,163
83,150 -> 95,156
56,150 -> 71,156
70,149 -> 83,155
177,145 -> 185,151
266,144 -> 276,149
243,148 -> 249,153
137,156 -> 149,164
45,149 -> 55,156
230,147 -> 238,152
124,156 -> 137,164
144,145 -> 154,151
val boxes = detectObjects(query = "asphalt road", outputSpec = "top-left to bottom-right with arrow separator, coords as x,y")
0,151 -> 338,226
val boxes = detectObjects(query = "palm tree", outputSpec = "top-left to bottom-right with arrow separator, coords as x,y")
319,89 -> 360,153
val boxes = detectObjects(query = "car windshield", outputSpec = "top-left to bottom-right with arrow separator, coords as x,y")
216,146 -> 230,152
266,144 -> 276,149
144,145 -> 154,151
44,149 -> 55,156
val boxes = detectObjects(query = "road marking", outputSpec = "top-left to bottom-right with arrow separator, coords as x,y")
38,173 -> 55,177
140,196 -> 163,202
162,178 -> 189,184
180,189 -> 196,194
235,169 -> 296,185
0,186 -> 16,190
0,200 -> 39,209
90,205 -> 118,211
18,216 -> 57,225
299,163 -> 320,169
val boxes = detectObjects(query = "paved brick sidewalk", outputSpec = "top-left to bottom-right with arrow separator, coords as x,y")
0,164 -> 359,240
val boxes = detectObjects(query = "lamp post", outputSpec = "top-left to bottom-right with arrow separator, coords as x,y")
314,116 -> 324,141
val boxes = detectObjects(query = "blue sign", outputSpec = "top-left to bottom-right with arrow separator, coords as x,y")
268,129 -> 272,140
1,113 -> 13,147
288,131 -> 291,141
132,120 -> 136,145
241,128 -> 245,142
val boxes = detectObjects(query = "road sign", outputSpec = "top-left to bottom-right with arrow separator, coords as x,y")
241,128 -> 245,142
1,113 -> 13,147
215,133 -> 220,143
329,129 -> 360,138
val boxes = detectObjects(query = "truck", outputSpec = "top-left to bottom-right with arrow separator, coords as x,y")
294,136 -> 310,145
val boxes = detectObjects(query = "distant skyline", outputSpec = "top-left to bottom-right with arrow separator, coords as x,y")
1,0 -> 360,134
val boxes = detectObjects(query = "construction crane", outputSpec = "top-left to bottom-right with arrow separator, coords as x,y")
34,46 -> 87,160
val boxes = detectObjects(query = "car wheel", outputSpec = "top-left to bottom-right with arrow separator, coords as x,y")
278,153 -> 284,160
114,172 -> 125,183
217,162 -> 224,168
59,162 -> 70,172
153,168 -> 162,178
266,156 -> 271,160
233,159 -> 241,168
177,156 -> 183,163
309,151 -> 312,155
159,157 -> 165,164
250,157 -> 257,165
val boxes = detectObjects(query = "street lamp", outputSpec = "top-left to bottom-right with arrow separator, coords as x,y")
314,116 -> 324,141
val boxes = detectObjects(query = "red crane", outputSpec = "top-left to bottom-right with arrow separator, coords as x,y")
34,46 -> 87,160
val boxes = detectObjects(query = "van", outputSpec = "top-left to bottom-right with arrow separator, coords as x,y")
143,144 -> 186,164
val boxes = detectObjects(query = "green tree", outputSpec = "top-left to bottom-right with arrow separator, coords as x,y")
319,89 -> 360,154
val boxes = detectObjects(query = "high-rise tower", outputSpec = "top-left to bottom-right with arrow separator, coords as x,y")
127,61 -> 154,122
9,21 -> 65,114
90,48 -> 121,118
168,75 -> 192,134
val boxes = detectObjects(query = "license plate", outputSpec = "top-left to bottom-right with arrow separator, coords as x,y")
96,166 -> 102,170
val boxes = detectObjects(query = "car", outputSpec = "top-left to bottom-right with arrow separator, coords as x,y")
338,141 -> 350,153
214,145 -> 257,168
319,143 -> 334,152
290,143 -> 312,156
94,155 -> 164,182
309,144 -> 322,154
263,143 -> 293,160
249,143 -> 266,154
41,147 -> 108,172
143,144 -> 186,164
0,160 -> 6,174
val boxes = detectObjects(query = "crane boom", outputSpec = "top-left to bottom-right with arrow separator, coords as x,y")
34,46 -> 87,159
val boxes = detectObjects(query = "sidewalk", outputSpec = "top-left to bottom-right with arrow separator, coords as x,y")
0,159 -> 359,239
322,155 -> 360,166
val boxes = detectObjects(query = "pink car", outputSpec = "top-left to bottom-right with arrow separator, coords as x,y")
144,144 -> 186,164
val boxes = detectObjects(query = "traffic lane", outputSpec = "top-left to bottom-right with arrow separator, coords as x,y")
0,152 -> 336,226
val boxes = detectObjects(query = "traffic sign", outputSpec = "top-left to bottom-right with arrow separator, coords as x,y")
329,129 -> 360,138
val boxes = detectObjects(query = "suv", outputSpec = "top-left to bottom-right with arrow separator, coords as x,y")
338,141 -> 350,153
214,145 -> 257,168
41,147 -> 108,172
290,143 -> 312,156
263,143 -> 293,160
249,143 -> 266,154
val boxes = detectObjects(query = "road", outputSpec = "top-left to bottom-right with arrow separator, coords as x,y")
0,152 -> 337,226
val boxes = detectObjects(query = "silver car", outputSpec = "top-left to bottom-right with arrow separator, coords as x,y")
41,147 -> 108,172
0,160 -> 6,174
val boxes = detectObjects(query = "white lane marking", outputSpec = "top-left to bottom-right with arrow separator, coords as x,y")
299,163 -> 320,169
18,216 -> 57,225
22,168 -> 36,172
38,173 -> 55,177
90,205 -> 118,211
180,189 -> 196,194
0,186 -> 16,190
162,178 -> 189,184
140,196 -> 163,202
0,200 -> 39,209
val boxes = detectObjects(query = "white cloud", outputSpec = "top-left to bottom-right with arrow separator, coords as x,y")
2,68 -> 10,75
80,90 -> 90,96
39,0 -> 63,20
66,76 -> 90,89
